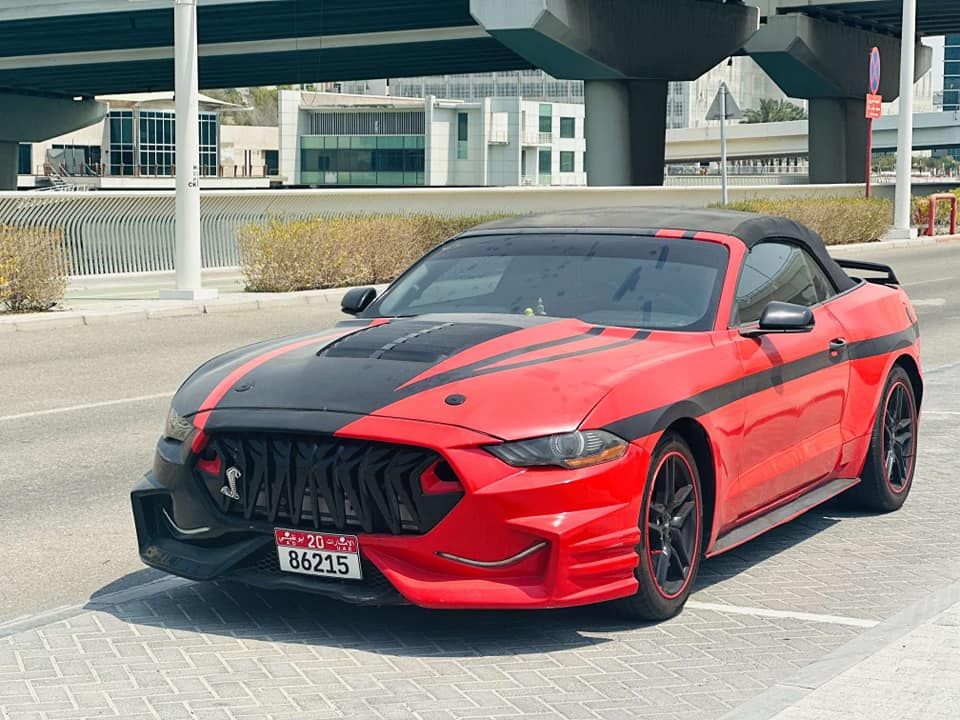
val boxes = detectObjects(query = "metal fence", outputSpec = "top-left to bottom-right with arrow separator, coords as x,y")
0,184 -> 864,277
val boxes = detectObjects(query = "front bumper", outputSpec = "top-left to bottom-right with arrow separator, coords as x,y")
132,418 -> 654,610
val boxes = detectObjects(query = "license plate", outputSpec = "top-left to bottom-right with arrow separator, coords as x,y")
274,529 -> 363,580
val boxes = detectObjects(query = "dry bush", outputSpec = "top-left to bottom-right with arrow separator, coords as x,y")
238,214 -> 505,292
0,226 -> 67,313
721,197 -> 893,245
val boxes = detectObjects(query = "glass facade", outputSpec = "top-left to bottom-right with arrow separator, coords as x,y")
109,111 -> 135,176
18,144 -> 31,175
945,35 -> 960,111
300,135 -> 425,186
457,112 -> 469,160
107,110 -> 218,177
349,71 -> 585,103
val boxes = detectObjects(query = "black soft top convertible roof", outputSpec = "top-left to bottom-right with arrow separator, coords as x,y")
466,207 -> 856,292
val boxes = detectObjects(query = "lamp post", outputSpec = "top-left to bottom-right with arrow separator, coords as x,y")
161,0 -> 217,299
891,0 -> 918,239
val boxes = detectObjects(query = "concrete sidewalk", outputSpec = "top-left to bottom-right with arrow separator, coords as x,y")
723,579 -> 960,720
0,271 -> 382,332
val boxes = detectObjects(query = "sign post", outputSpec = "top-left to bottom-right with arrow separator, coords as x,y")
865,46 -> 882,198
706,82 -> 742,207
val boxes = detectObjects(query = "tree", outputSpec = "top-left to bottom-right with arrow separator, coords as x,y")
203,86 -> 294,126
742,98 -> 808,123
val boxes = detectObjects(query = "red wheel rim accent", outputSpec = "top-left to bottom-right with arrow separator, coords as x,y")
643,450 -> 701,600
880,380 -> 916,495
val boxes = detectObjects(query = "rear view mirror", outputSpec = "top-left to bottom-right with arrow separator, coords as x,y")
742,301 -> 815,337
341,287 -> 377,315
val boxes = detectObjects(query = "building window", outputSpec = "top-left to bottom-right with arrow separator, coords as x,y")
457,112 -> 469,160
559,151 -> 575,173
108,110 -> 135,176
559,117 -> 575,138
138,110 -> 175,176
299,135 -> 425,186
538,149 -> 552,173
17,144 -> 31,175
538,104 -> 552,134
264,150 -> 279,176
199,113 -> 219,176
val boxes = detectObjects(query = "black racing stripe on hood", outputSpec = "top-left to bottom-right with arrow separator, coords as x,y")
396,326 -> 607,395
604,323 -> 919,441
204,321 -> 607,418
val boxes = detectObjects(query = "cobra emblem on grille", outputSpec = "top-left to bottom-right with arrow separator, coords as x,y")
220,466 -> 242,501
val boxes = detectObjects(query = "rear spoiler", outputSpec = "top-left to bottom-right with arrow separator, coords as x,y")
834,258 -> 900,286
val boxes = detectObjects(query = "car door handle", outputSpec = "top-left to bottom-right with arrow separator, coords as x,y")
828,338 -> 848,353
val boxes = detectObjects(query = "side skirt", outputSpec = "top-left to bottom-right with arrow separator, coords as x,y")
708,477 -> 860,557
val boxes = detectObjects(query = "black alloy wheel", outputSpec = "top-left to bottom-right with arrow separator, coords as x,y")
845,365 -> 919,513
615,433 -> 703,622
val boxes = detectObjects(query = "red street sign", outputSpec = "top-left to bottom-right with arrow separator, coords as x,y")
866,94 -> 883,119
869,47 -> 881,94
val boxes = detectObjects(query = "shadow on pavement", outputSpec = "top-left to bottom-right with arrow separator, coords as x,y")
90,500 -> 854,657
694,500 -> 847,592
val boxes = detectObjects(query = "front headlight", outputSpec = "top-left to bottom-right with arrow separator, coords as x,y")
164,406 -> 196,443
485,430 -> 628,469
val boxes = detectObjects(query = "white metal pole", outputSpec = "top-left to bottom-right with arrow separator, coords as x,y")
892,0 -> 917,237
720,85 -> 729,207
165,0 -> 216,299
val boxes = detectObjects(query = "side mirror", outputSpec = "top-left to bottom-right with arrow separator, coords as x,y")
742,301 -> 815,337
341,287 -> 377,315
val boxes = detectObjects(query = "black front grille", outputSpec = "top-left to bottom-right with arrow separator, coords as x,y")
197,434 -> 462,535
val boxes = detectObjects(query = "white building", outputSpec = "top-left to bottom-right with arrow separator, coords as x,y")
279,90 -> 586,187
17,93 -> 279,190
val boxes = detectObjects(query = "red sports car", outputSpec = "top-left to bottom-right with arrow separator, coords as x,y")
132,208 -> 921,620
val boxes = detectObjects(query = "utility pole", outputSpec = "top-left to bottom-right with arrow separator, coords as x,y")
892,0 -> 917,239
162,0 -> 217,299
720,85 -> 729,207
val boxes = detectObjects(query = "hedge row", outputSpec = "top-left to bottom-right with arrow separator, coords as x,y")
238,214 -> 503,293
719,196 -> 893,245
0,226 -> 67,313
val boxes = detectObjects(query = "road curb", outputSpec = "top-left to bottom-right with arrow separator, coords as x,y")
827,233 -> 960,255
0,284 -> 386,333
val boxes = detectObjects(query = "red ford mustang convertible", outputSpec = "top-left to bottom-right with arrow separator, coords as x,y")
132,208 -> 921,620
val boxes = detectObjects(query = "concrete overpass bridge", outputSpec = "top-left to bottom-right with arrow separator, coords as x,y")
665,111 -> 960,163
0,0 -> 953,189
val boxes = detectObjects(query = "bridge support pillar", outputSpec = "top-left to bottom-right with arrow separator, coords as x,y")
745,13 -> 930,185
808,98 -> 869,184
0,142 -> 17,191
584,80 -> 667,187
471,0 -> 758,186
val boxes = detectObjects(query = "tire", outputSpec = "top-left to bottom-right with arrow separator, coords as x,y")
846,365 -> 918,513
615,432 -> 703,622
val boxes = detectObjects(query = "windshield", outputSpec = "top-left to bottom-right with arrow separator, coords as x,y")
369,233 -> 728,331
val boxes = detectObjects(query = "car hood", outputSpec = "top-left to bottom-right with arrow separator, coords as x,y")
174,315 -> 707,441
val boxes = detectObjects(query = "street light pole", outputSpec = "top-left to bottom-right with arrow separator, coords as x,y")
892,0 -> 917,239
162,0 -> 217,299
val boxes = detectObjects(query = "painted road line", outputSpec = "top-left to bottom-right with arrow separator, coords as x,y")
0,392 -> 174,423
686,600 -> 879,629
923,410 -> 960,416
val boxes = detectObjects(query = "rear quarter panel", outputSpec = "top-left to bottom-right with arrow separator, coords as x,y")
827,281 -> 921,474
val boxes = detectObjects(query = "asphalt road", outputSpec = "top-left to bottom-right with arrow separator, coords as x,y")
0,241 -> 957,624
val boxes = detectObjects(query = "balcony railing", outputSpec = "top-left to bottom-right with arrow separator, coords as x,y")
522,130 -> 552,146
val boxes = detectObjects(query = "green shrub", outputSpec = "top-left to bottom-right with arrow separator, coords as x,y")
0,226 -> 67,313
238,214 -> 506,292
718,197 -> 892,245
